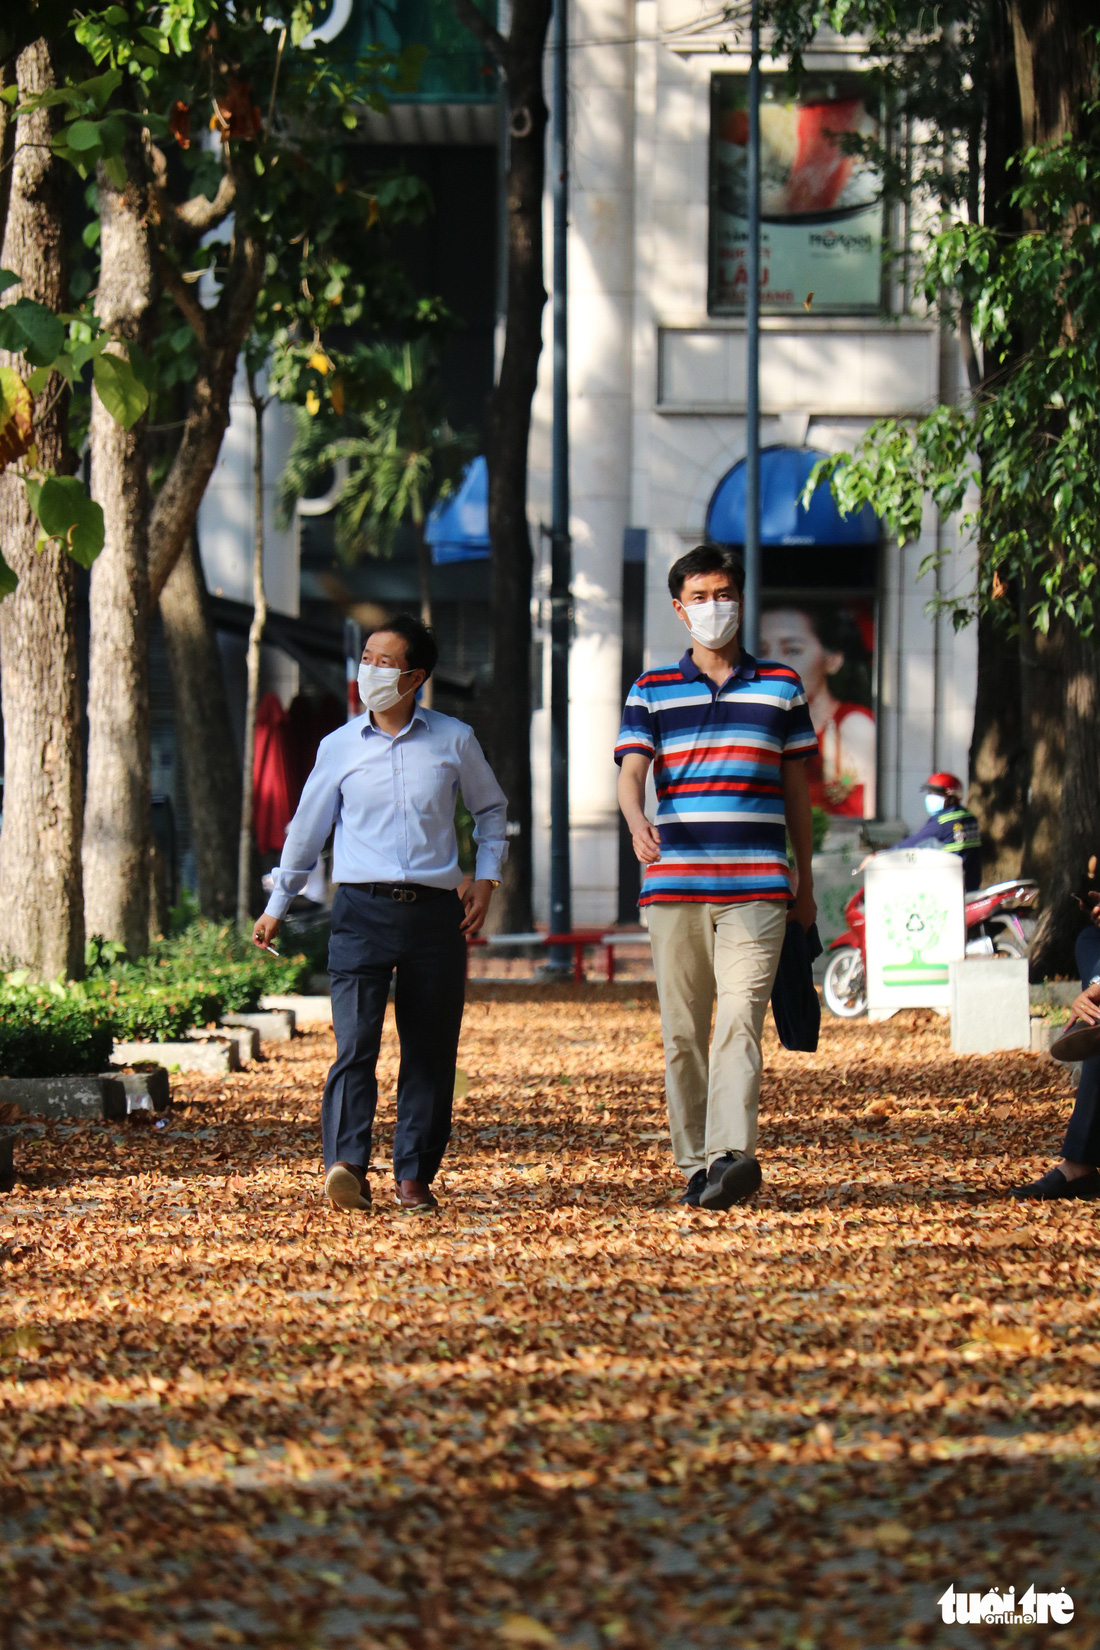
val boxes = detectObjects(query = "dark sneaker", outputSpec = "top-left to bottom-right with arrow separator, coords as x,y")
1010,1166 -> 1100,1201
324,1162 -> 371,1212
680,1168 -> 708,1207
698,1150 -> 763,1210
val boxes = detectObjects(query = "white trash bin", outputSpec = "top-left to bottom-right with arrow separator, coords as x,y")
865,849 -> 965,1021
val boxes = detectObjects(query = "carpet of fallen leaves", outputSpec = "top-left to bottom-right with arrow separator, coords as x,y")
3,990 -> 1100,1649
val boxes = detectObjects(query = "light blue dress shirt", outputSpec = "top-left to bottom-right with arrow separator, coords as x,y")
263,706 -> 508,920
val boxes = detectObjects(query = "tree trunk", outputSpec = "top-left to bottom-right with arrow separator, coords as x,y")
452,0 -> 552,930
1030,628 -> 1100,978
965,3 -> 1029,885
1009,0 -> 1096,151
147,235 -> 266,604
415,517 -> 433,709
0,40 -> 84,980
1017,610 -> 1064,892
1008,0 -> 1098,972
966,608 -> 1025,883
83,148 -> 156,958
159,536 -> 241,919
238,371 -> 268,929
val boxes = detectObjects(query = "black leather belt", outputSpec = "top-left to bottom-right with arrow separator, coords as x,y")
342,881 -> 452,903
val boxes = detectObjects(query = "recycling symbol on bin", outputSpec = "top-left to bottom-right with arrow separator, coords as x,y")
884,891 -> 947,960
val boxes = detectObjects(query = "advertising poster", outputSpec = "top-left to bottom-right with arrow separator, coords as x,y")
759,597 -> 876,819
710,74 -> 884,314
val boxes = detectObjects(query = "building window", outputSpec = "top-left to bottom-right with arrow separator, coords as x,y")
708,72 -> 886,317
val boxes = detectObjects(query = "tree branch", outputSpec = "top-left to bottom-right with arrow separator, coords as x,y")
159,253 -> 208,347
148,229 -> 266,603
175,169 -> 237,236
449,0 -> 508,70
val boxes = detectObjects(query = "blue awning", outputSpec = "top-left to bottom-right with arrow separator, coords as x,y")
426,456 -> 490,565
705,446 -> 879,548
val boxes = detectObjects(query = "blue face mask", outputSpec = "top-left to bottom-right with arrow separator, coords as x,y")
924,793 -> 945,816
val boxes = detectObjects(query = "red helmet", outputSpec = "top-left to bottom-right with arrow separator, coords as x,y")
922,771 -> 964,797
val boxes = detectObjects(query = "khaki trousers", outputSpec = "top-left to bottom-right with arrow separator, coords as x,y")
647,899 -> 787,1173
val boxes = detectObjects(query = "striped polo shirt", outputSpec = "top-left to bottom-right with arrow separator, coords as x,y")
614,649 -> 819,906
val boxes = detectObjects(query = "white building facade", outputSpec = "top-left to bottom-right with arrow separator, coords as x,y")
528,0 -> 978,930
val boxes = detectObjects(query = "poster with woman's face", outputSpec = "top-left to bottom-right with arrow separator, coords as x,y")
759,601 -> 876,819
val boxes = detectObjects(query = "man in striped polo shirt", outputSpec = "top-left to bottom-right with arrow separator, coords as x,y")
616,544 -> 818,1210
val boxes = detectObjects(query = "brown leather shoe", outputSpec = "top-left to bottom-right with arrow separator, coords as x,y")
395,1179 -> 438,1212
324,1162 -> 371,1212
1050,1018 -> 1100,1063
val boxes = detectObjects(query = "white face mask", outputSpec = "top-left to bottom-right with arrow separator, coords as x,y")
680,598 -> 740,650
924,792 -> 945,816
358,662 -> 409,713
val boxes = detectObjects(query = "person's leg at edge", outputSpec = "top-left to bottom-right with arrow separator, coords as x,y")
706,900 -> 788,1165
1058,925 -> 1100,1180
390,893 -> 467,1197
1013,924 -> 1100,1197
321,888 -> 396,1176
647,901 -> 716,1183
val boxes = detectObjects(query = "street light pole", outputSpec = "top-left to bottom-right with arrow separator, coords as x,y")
743,0 -> 762,653
549,0 -> 572,954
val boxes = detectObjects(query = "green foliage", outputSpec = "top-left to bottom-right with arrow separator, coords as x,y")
275,338 -> 473,561
787,806 -> 830,865
0,921 -> 312,1077
0,262 -> 150,596
0,0 -> 430,600
810,126 -> 1100,634
23,475 -> 106,568
92,350 -> 150,430
0,297 -> 66,366
167,888 -> 202,935
455,796 -> 476,878
0,986 -> 115,1078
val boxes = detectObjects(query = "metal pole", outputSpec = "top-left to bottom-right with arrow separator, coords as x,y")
549,0 -> 572,957
743,0 -> 761,654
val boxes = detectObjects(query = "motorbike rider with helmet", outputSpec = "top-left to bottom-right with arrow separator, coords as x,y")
886,772 -> 982,890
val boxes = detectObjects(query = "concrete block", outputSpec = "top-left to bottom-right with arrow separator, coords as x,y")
1030,1018 -> 1057,1055
0,1074 -> 112,1122
1029,981 -> 1079,1009
1,1129 -> 16,1192
260,993 -> 333,1026
220,1009 -> 295,1042
101,1067 -> 171,1116
188,1024 -> 259,1064
949,957 -> 1031,1054
111,1039 -> 239,1075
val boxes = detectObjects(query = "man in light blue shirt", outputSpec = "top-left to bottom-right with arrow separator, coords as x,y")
252,614 -> 507,1215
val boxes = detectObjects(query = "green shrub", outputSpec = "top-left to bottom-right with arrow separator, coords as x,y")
1,920 -> 313,1077
0,984 -> 115,1077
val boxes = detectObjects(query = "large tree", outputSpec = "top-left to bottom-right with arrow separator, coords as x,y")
46,2 -> 425,935
83,127 -> 157,956
451,0 -> 553,930
0,41 -> 85,979
768,0 -> 1099,973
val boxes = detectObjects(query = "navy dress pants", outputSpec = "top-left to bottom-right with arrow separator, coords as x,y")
321,885 -> 466,1183
1062,926 -> 1100,1166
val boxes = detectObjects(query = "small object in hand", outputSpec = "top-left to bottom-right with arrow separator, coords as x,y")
262,943 -> 279,957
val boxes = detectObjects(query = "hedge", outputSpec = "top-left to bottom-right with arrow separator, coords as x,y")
0,922 -> 313,1078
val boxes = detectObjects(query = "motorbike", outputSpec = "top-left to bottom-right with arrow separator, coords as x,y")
822,875 -> 1039,1020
